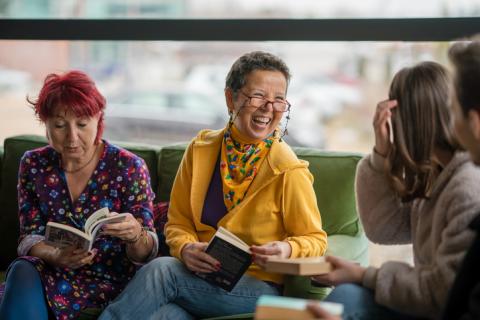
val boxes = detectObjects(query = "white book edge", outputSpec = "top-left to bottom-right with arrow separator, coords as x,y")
214,227 -> 251,253
267,256 -> 328,264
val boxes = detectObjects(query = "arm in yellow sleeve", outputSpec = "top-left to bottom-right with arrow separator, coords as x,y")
165,141 -> 199,260
282,168 -> 328,258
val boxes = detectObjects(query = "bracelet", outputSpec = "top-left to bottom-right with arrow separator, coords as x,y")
124,227 -> 149,245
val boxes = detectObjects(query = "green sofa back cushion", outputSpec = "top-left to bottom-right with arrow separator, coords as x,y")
157,144 -> 362,236
0,135 -> 161,269
0,135 -> 47,268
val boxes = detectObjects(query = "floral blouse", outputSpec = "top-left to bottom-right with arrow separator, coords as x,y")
14,141 -> 156,320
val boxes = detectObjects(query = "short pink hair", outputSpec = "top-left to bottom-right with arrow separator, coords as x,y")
28,70 -> 106,144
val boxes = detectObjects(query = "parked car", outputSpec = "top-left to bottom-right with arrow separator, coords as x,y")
103,89 -> 228,144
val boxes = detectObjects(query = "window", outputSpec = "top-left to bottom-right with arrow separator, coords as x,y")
2,0 -> 479,267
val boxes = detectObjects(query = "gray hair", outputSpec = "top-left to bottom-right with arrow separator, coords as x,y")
225,51 -> 291,97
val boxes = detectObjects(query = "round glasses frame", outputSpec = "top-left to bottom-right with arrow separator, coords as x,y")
239,91 -> 291,113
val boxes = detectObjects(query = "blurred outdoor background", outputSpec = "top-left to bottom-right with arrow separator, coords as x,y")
1,0 -> 480,267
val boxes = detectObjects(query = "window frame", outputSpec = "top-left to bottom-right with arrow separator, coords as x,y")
0,17 -> 479,41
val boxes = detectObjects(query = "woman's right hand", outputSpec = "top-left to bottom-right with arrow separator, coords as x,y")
181,242 -> 220,273
28,241 -> 97,269
47,245 -> 97,269
30,241 -> 97,269
373,99 -> 397,157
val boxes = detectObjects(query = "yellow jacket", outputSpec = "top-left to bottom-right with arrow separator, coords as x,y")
165,128 -> 327,284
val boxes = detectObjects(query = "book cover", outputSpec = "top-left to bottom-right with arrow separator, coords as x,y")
254,295 -> 343,320
196,226 -> 252,291
264,256 -> 332,276
45,208 -> 127,251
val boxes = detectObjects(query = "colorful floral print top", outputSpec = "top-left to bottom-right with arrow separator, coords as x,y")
220,125 -> 275,210
15,141 -> 155,320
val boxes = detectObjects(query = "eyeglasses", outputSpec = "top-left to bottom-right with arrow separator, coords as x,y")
239,91 -> 291,113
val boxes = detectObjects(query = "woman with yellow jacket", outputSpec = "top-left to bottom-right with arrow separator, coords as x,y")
100,51 -> 327,320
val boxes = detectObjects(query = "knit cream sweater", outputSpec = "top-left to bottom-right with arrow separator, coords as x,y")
356,151 -> 480,319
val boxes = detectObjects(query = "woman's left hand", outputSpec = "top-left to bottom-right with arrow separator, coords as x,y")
311,255 -> 366,287
101,212 -> 142,242
250,241 -> 292,268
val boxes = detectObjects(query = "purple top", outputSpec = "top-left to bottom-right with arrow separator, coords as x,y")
201,154 -> 227,228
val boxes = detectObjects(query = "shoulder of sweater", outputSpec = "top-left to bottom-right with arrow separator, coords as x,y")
442,153 -> 480,193
434,154 -> 480,220
191,128 -> 224,146
267,140 -> 309,174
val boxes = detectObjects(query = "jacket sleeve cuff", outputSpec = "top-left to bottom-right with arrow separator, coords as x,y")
362,266 -> 378,290
128,231 -> 160,266
370,149 -> 387,172
17,234 -> 45,256
286,240 -> 301,258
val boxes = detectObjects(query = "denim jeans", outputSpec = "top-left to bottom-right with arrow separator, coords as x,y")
99,256 -> 280,320
324,283 -> 421,320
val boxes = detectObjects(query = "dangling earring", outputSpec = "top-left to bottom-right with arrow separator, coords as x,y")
228,110 -> 234,128
279,109 -> 291,142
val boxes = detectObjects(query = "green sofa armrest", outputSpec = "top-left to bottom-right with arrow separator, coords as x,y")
282,230 -> 369,300
325,231 -> 369,266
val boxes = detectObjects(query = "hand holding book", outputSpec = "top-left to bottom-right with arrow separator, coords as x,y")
101,212 -> 144,244
250,241 -> 292,268
48,246 -> 98,270
310,255 -> 366,286
45,208 -> 130,251
194,227 -> 252,291
181,242 -> 221,273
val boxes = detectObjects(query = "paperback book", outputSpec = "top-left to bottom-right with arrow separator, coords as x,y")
45,207 -> 127,251
196,226 -> 252,291
264,256 -> 332,276
254,295 -> 343,320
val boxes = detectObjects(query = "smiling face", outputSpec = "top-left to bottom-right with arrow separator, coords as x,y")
46,105 -> 100,163
225,69 -> 288,141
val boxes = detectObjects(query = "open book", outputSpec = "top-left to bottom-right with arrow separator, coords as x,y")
196,226 -> 252,291
45,207 -> 128,251
254,295 -> 343,320
264,256 -> 332,276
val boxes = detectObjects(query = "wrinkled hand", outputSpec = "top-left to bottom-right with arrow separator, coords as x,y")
311,256 -> 366,287
181,242 -> 220,273
373,99 -> 397,157
306,302 -> 342,320
101,212 -> 142,242
49,246 -> 97,269
250,241 -> 292,268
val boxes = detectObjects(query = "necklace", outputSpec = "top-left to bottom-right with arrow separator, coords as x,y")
62,144 -> 99,174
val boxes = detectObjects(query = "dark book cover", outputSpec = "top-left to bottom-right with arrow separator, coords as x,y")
197,235 -> 252,291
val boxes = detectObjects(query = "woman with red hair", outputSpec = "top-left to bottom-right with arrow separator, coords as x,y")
0,71 -> 158,320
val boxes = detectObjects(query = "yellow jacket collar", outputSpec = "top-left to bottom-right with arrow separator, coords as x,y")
193,127 -> 308,175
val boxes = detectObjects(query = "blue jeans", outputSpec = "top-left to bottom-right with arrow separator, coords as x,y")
324,284 -> 421,320
99,256 -> 280,320
0,260 -> 50,320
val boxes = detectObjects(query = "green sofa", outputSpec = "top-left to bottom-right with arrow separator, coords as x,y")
0,135 -> 368,318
